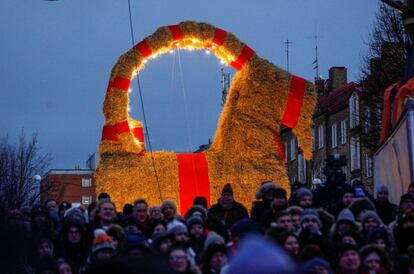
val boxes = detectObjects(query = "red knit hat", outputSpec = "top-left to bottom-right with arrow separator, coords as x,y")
92,229 -> 115,254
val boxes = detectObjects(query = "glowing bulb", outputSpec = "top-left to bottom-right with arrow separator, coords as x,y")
212,45 -> 216,49
143,59 -> 148,64
132,71 -> 137,77
188,46 -> 194,51
128,88 -> 132,93
127,107 -> 131,112
169,49 -> 174,54
192,39 -> 197,44
220,60 -> 225,64
205,50 -> 211,55
175,42 -> 180,47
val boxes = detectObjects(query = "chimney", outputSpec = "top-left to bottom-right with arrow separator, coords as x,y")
328,67 -> 347,91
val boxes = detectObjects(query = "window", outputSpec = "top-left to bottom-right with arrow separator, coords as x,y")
350,137 -> 361,171
284,141 -> 288,162
331,123 -> 338,148
340,120 -> 347,144
82,196 -> 92,205
365,154 -> 373,178
312,127 -> 316,152
364,109 -> 371,133
349,93 -> 360,128
318,124 -> 325,149
82,178 -> 92,187
290,138 -> 296,161
298,153 -> 306,183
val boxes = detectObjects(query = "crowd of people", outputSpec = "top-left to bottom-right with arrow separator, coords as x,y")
2,179 -> 414,274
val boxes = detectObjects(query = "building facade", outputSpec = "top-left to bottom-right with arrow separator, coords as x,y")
281,67 -> 374,192
40,169 -> 96,206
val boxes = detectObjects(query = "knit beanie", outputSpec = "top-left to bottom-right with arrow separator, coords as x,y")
300,208 -> 321,227
186,215 -> 204,228
255,181 -> 280,199
367,227 -> 389,245
92,229 -> 115,254
297,187 -> 313,202
193,196 -> 208,208
205,243 -> 228,264
301,257 -> 333,274
349,197 -> 376,217
161,200 -> 177,212
169,222 -> 189,235
230,218 -> 263,239
400,193 -> 414,205
204,231 -> 225,251
336,208 -> 355,224
221,183 -> 233,195
376,185 -> 389,194
361,210 -> 383,226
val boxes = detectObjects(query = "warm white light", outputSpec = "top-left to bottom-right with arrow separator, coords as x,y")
127,107 -> 131,112
169,49 -> 174,54
192,39 -> 197,44
188,46 -> 194,51
143,59 -> 148,64
212,45 -> 216,49
220,60 -> 225,64
128,88 -> 132,93
205,50 -> 211,55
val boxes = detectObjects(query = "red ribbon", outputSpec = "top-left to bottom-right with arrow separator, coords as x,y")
106,76 -> 131,94
168,25 -> 184,41
273,133 -> 286,163
101,121 -> 130,141
177,153 -> 211,215
212,28 -> 227,47
133,127 -> 144,142
230,45 -> 254,70
393,78 -> 414,126
380,82 -> 401,142
281,75 -> 306,129
135,40 -> 152,58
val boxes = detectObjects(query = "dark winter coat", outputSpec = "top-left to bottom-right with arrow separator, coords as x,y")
208,201 -> 248,231
375,199 -> 397,225
250,200 -> 271,223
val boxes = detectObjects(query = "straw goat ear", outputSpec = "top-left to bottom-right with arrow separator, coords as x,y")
291,81 -> 317,160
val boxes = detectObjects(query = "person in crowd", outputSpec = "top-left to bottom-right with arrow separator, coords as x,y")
193,196 -> 209,210
30,204 -> 56,239
169,222 -> 196,265
122,203 -> 134,217
97,192 -> 111,201
301,257 -> 334,274
359,244 -> 393,274
85,229 -> 116,271
56,208 -> 88,272
149,205 -> 163,221
349,197 -> 376,221
203,231 -> 225,253
335,244 -> 361,274
162,200 -> 184,229
151,230 -> 175,258
273,210 -> 294,232
133,198 -> 152,238
208,183 -> 249,233
250,181 -> 282,222
107,224 -> 126,250
331,208 -> 360,245
56,258 -> 75,274
201,242 -> 228,274
185,205 -> 208,224
374,185 -> 397,225
331,186 -> 355,217
58,201 -> 72,220
360,210 -> 383,239
228,218 -> 263,254
90,199 -> 117,232
187,216 -> 206,265
277,231 -> 300,259
296,187 -> 313,209
149,218 -> 167,239
121,214 -> 141,234
407,183 -> 414,197
298,209 -> 335,262
168,245 -> 200,274
286,206 -> 303,235
259,187 -> 288,229
45,199 -> 59,213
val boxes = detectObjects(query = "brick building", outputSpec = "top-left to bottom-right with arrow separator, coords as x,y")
41,169 -> 96,206
281,67 -> 374,191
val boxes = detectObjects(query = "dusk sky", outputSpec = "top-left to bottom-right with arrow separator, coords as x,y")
0,0 -> 378,170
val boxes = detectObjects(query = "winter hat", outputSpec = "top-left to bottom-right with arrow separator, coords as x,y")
274,188 -> 288,199
338,243 -> 359,258
221,183 -> 233,195
300,209 -> 321,227
227,235 -> 296,274
193,196 -> 208,208
400,193 -> 414,205
107,224 -> 126,243
349,197 -> 376,217
367,227 -> 389,245
286,205 -> 303,216
297,187 -> 313,202
186,215 -> 204,228
376,185 -> 389,194
152,230 -> 175,247
336,208 -> 356,224
340,185 -> 355,197
301,257 -> 333,274
255,181 -> 280,199
205,242 -> 228,264
361,210 -> 383,226
92,229 -> 115,254
63,208 -> 86,226
184,205 -> 208,222
230,218 -> 263,239
169,222 -> 188,235
204,231 -> 225,251
161,200 -> 177,212
125,232 -> 148,248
